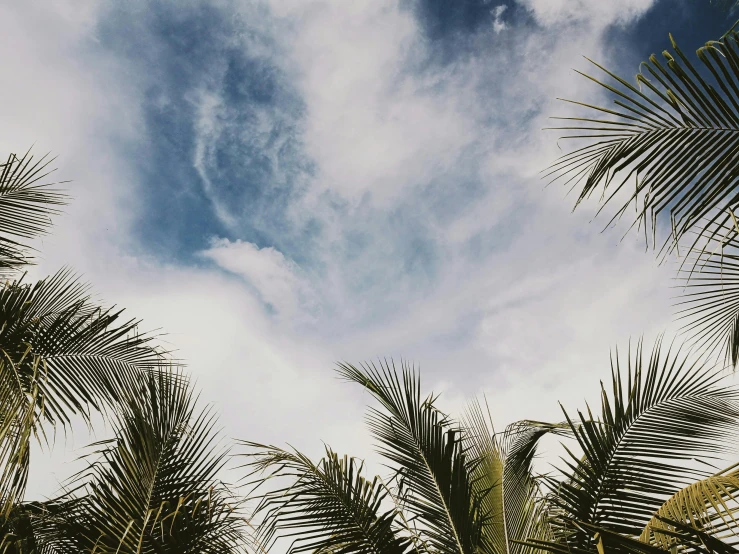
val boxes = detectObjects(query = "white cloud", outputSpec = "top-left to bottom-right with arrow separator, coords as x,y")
517,0 -> 657,28
200,238 -> 314,319
492,5 -> 508,33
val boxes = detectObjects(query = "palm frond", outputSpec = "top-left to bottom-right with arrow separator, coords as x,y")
461,400 -> 568,554
547,337 -> 739,551
0,150 -> 66,274
35,370 -> 245,554
529,516 -> 738,554
640,463 -> 739,550
0,270 -> 172,514
242,443 -> 413,554
545,31 -> 739,255
673,222 -> 739,366
0,269 -> 171,423
337,361 -> 488,554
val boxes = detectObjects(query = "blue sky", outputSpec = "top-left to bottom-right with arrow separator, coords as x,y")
1,0 -> 737,498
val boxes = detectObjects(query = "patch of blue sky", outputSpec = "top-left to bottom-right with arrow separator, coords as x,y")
406,0 -> 533,48
96,1 -> 318,264
605,0 -> 737,74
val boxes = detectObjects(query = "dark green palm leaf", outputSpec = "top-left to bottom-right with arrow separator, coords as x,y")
337,361 -> 488,554
528,516 -> 739,554
673,222 -> 739,366
547,337 -> 739,551
242,443 -> 413,554
461,400 -> 568,554
35,370 -> 244,554
0,150 -> 66,274
545,31 -> 739,255
0,269 -> 171,514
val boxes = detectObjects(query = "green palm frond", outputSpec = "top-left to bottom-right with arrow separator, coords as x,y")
242,443 -> 413,554
640,463 -> 739,550
337,361 -> 488,554
0,270 -> 171,515
547,337 -> 739,551
544,31 -> 739,255
461,400 -> 568,554
0,269 -> 170,423
530,516 -> 738,554
672,221 -> 739,366
0,150 -> 66,274
35,370 -> 244,554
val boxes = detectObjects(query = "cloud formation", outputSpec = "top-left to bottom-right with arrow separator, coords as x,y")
2,0 -> 734,499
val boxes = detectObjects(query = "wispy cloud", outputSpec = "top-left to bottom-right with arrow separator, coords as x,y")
200,238 -> 315,319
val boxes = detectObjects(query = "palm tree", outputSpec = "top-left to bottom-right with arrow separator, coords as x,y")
542,21 -> 739,367
0,149 -> 174,516
28,370 -> 246,553
243,337 -> 739,554
0,148 -> 249,552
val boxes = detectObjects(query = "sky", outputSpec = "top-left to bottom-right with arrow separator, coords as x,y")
1,0 -> 737,499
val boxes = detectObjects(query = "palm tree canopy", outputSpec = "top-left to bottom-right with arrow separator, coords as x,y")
0,150 -> 65,275
548,338 -> 739,551
33,370 -> 245,554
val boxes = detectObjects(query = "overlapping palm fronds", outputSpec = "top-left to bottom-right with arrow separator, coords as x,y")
337,361 -> 489,554
545,31 -> 739,256
0,269 -> 171,514
243,444 -> 413,554
0,150 -> 65,275
34,370 -> 245,554
545,338 -> 739,552
639,463 -> 739,550
460,400 -> 568,554
243,361 -> 491,554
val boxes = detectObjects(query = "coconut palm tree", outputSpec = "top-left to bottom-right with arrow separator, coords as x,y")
26,370 -> 247,554
0,150 -> 174,516
243,337 -> 739,554
0,148 -> 250,552
542,20 -> 739,368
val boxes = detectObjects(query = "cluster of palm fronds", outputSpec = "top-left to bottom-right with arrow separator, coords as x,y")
240,343 -> 739,554
0,151 -> 247,553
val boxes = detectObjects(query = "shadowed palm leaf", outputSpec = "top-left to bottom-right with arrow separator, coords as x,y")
640,463 -> 739,550
528,517 -> 739,554
673,221 -> 739,366
461,400 -> 568,554
547,338 -> 739,551
243,443 -> 413,554
0,150 -> 65,274
545,31 -> 739,255
337,361 -> 488,554
33,370 -> 244,554
0,269 -> 171,514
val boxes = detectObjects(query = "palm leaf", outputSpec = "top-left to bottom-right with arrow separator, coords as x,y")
337,361 -> 488,554
529,517 -> 739,554
461,400 -> 568,554
672,220 -> 739,366
0,269 -> 171,515
0,150 -> 66,274
640,463 -> 739,550
544,31 -> 739,255
547,337 -> 739,551
35,370 -> 245,554
242,443 -> 413,554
